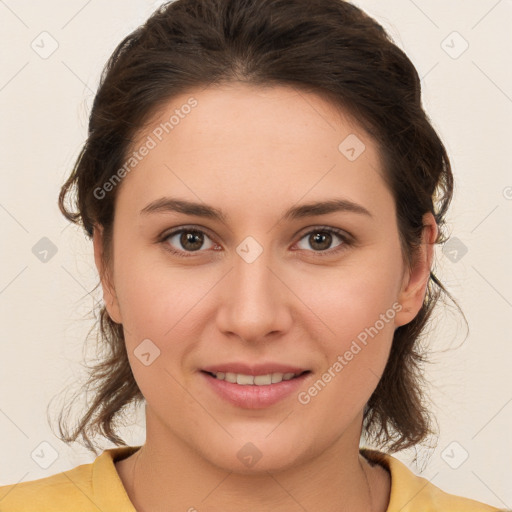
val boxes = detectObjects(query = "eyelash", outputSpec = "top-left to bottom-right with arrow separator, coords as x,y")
158,225 -> 353,259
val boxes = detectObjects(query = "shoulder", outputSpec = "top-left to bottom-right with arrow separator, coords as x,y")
0,446 -> 140,512
360,448 -> 501,512
0,461 -> 95,511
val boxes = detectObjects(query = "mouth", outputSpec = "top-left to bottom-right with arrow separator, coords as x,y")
200,368 -> 312,409
201,369 -> 311,386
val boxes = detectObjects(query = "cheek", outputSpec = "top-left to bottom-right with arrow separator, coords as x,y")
112,256 -> 209,413
293,253 -> 402,406
296,293 -> 397,427
111,247 -> 222,385
112,239 -> 199,334
303,253 -> 402,345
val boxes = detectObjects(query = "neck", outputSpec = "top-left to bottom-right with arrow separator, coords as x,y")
116,413 -> 390,512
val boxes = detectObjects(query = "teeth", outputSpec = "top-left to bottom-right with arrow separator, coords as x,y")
271,373 -> 282,384
225,372 -> 237,383
237,374 -> 254,385
254,374 -> 272,385
212,371 -> 300,385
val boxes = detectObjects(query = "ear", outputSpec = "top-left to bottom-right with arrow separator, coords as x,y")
93,224 -> 122,324
394,212 -> 438,328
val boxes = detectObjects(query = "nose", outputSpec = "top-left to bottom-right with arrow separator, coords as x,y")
215,247 -> 293,344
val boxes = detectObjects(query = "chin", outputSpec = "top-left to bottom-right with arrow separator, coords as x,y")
199,434 -> 310,475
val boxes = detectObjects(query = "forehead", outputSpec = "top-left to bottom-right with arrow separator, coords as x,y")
115,83 -> 392,224
137,82 -> 369,154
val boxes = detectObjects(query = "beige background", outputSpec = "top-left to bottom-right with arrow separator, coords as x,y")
0,0 -> 511,508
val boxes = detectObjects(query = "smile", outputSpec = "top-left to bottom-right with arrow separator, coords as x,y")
200,370 -> 312,409
205,371 -> 307,385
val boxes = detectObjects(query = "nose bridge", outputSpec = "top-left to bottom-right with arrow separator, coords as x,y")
217,244 -> 289,340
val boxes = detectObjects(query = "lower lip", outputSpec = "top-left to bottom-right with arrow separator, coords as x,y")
200,371 -> 310,409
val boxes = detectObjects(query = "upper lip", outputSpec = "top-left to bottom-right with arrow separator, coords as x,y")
201,362 -> 309,376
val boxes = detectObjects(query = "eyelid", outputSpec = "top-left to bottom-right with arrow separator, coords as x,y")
294,224 -> 353,243
160,224 -> 217,241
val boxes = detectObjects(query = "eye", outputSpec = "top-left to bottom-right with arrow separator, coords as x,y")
159,225 -> 352,258
161,226 -> 218,257
294,227 -> 351,256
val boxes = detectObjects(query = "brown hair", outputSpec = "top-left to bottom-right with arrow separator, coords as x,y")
56,0 -> 456,455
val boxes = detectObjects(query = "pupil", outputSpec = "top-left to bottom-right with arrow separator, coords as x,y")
182,231 -> 203,251
311,232 -> 330,250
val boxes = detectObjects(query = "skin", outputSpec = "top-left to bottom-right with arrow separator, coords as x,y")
93,83 -> 437,512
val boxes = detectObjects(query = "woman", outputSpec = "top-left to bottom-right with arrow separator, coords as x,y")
0,0 -> 502,510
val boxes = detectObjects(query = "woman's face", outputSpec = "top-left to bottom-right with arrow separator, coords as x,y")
94,83 -> 433,472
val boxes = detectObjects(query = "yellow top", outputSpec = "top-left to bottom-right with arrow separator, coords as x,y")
0,445 -> 499,511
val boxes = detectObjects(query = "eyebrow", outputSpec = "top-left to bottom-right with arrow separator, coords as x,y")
140,197 -> 373,223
